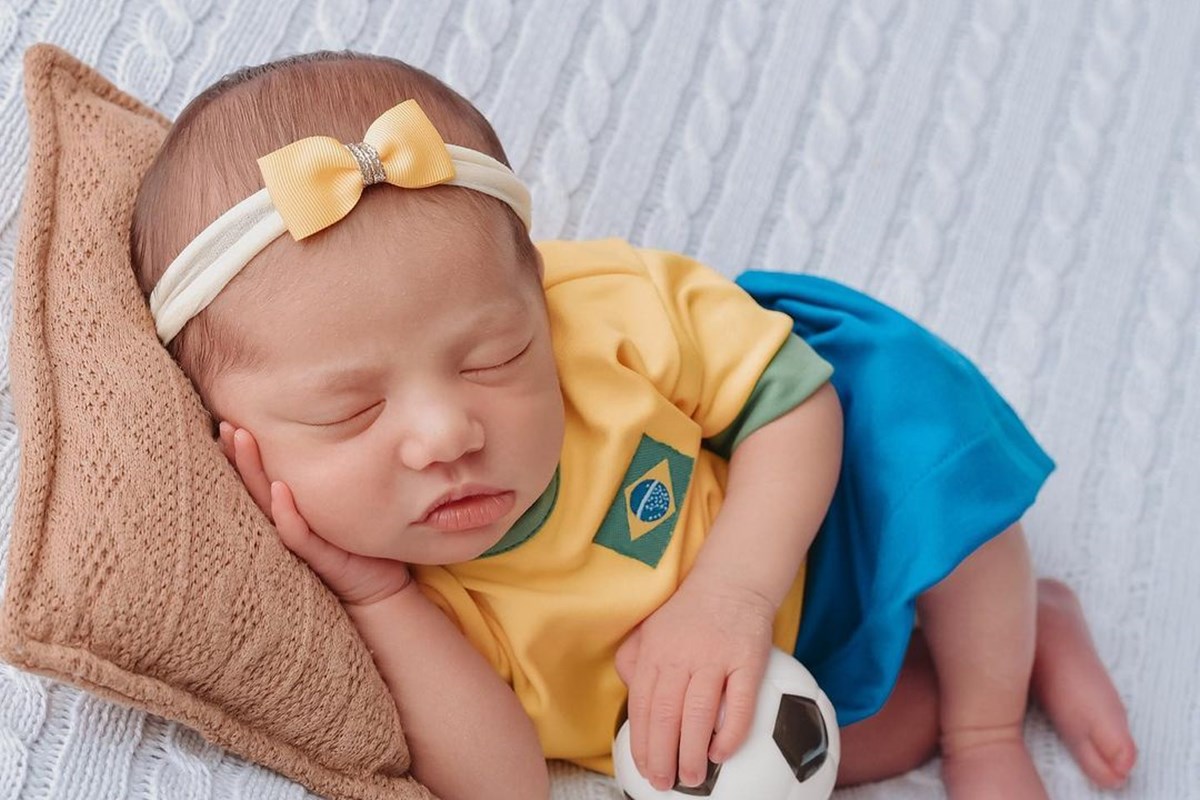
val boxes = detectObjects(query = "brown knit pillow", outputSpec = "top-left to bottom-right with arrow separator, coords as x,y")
0,43 -> 432,800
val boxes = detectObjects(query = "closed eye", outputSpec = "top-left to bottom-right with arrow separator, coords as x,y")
464,340 -> 532,376
310,401 -> 384,428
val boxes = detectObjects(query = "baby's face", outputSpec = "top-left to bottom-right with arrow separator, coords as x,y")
206,203 -> 564,565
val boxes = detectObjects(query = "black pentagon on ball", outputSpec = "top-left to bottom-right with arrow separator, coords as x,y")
773,694 -> 829,782
671,759 -> 722,796
622,758 -> 721,799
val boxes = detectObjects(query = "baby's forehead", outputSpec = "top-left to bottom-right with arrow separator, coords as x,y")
237,292 -> 533,395
228,250 -> 531,343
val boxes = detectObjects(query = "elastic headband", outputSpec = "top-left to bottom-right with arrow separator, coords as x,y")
148,99 -> 532,345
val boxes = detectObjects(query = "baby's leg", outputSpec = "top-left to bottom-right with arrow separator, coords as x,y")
836,577 -> 1137,789
836,578 -> 1136,791
835,634 -> 939,786
916,522 -> 1047,799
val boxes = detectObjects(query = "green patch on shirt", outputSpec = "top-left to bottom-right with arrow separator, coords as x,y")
593,434 -> 694,568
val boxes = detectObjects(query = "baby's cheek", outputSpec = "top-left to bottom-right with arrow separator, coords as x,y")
283,452 -> 398,556
276,456 -> 358,536
522,385 -> 565,461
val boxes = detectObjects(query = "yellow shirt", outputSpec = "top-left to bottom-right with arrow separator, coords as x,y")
414,239 -> 833,773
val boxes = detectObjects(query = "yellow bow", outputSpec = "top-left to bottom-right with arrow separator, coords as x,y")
257,99 -> 456,241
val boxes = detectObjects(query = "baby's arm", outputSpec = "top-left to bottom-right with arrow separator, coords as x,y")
346,585 -> 550,800
617,380 -> 843,790
689,379 -> 843,619
219,425 -> 548,800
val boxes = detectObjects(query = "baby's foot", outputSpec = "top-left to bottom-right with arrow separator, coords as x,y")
1032,578 -> 1138,788
940,726 -> 1048,800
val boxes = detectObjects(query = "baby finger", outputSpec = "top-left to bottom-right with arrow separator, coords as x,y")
645,667 -> 689,791
217,421 -> 235,466
708,666 -> 759,762
233,428 -> 273,518
677,667 -> 724,787
626,667 -> 656,776
270,481 -> 344,573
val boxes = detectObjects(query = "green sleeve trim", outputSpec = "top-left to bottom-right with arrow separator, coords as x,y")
702,333 -> 834,460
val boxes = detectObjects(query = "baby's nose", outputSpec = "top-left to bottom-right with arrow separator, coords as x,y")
397,411 -> 484,472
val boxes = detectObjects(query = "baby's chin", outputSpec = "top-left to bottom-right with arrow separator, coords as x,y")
399,523 -> 513,566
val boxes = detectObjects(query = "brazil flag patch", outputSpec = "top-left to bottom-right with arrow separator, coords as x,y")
593,434 -> 694,567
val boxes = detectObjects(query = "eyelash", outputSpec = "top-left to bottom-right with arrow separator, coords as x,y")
315,401 -> 383,428
464,340 -> 531,376
312,342 -> 532,428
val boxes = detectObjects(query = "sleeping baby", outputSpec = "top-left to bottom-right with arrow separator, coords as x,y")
129,50 -> 1136,799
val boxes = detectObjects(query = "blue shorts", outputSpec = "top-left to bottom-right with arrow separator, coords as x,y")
736,271 -> 1055,727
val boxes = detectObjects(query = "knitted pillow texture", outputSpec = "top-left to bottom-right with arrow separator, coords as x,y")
0,44 -> 434,800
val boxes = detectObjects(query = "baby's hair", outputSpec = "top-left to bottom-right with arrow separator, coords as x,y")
130,50 -> 537,407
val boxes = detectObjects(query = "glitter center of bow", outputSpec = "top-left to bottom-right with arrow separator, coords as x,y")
345,141 -> 387,185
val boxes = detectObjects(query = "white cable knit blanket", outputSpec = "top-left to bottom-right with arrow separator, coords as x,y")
1,1 -> 1196,798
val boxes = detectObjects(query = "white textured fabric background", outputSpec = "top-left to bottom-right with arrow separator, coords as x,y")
0,1 -> 1196,798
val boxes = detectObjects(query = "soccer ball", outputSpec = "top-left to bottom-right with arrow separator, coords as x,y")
612,648 -> 840,799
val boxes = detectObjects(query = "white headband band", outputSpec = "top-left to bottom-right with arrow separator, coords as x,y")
148,101 -> 532,346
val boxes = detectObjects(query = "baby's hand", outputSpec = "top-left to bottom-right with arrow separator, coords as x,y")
217,422 -> 412,607
614,577 -> 775,792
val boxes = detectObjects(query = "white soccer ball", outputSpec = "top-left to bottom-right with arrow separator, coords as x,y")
613,648 -> 840,799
